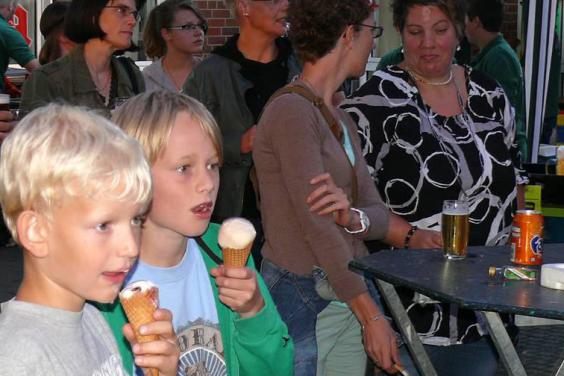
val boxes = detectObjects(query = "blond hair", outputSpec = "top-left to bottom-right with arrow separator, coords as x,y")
111,91 -> 223,165
0,104 -> 152,242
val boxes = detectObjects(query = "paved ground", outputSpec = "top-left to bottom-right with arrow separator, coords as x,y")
1,244 -> 563,375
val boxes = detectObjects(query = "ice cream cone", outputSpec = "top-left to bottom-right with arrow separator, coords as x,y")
222,244 -> 253,268
218,218 -> 256,268
119,280 -> 160,376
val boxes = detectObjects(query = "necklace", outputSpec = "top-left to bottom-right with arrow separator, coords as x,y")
420,77 -> 485,200
91,70 -> 112,106
406,67 -> 453,86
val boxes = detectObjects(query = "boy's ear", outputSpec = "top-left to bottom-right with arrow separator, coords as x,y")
16,210 -> 50,258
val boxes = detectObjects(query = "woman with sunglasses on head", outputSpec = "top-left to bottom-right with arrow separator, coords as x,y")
20,0 -> 145,117
143,0 -> 206,92
184,0 -> 300,253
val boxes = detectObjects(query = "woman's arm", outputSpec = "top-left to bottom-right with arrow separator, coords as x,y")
348,292 -> 401,374
257,94 -> 367,302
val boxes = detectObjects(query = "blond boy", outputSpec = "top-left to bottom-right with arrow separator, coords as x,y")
104,91 -> 293,376
0,104 -> 178,375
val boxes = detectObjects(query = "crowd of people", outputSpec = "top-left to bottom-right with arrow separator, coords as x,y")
0,0 -> 533,375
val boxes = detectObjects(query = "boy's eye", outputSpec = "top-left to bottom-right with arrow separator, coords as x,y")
96,223 -> 109,232
176,165 -> 188,174
131,215 -> 145,227
207,162 -> 220,171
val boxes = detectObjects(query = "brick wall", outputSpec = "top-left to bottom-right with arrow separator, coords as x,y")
193,0 -> 522,51
194,1 -> 239,50
502,0 -> 520,49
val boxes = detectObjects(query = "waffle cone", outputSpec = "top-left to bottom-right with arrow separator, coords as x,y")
120,287 -> 159,376
222,243 -> 252,268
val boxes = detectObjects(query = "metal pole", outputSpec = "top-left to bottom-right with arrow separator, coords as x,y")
374,279 -> 438,376
482,311 -> 527,376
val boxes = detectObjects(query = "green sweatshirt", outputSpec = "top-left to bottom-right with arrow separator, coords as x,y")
470,34 -> 528,159
97,223 -> 294,376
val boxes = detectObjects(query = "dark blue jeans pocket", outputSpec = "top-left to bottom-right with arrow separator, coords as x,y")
261,259 -> 329,375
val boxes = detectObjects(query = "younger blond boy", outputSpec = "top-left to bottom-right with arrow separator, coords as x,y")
0,104 -> 177,375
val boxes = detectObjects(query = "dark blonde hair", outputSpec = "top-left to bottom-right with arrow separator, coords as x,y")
112,91 -> 223,165
143,0 -> 206,59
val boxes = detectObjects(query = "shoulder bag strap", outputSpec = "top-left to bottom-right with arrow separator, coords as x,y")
264,85 -> 359,204
195,236 -> 223,266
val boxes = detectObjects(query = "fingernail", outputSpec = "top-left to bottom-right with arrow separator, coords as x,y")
133,344 -> 140,353
139,326 -> 147,335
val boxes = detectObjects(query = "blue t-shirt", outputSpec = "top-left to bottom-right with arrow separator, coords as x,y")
126,239 -> 227,376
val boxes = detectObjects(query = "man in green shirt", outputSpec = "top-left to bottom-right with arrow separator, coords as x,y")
0,0 -> 39,93
465,0 -> 528,159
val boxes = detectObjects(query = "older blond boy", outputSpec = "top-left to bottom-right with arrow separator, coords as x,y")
0,104 -> 177,375
104,91 -> 293,376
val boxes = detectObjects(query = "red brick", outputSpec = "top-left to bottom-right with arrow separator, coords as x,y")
208,36 -> 227,45
208,18 -> 226,27
207,27 -> 221,36
211,9 -> 230,18
221,27 -> 238,36
200,9 -> 213,18
194,1 -> 207,8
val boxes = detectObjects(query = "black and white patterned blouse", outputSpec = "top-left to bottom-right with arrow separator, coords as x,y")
341,65 -> 528,344
343,65 -> 528,247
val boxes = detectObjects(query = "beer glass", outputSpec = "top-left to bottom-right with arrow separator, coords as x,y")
0,94 -> 9,111
442,200 -> 469,259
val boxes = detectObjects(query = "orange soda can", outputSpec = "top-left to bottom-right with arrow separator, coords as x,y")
510,210 -> 543,265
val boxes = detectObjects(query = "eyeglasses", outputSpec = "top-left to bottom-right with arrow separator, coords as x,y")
168,22 -> 209,34
356,23 -> 383,39
104,5 -> 141,21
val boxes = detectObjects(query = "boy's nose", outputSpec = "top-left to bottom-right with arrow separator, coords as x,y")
119,227 -> 140,258
196,170 -> 216,193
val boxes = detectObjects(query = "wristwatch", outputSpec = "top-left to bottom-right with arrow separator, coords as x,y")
345,208 -> 370,234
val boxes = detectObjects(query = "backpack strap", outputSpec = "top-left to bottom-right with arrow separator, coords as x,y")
195,236 -> 223,266
265,84 -> 359,204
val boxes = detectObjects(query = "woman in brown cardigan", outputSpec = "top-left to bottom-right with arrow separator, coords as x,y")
253,0 -> 442,375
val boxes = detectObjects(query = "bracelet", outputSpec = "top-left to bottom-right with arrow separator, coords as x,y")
345,208 -> 369,234
403,225 -> 418,249
361,313 -> 383,332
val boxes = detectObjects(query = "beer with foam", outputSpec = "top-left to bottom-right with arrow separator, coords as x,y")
442,200 -> 469,259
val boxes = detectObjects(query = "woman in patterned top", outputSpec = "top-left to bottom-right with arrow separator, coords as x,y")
341,0 -> 527,375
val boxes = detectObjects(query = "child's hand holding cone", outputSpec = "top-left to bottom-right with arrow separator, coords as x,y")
213,218 -> 264,317
120,281 -> 179,376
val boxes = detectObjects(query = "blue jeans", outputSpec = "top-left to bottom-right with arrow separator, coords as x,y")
261,259 -> 330,375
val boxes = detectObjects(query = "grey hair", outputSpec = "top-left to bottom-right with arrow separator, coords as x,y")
222,0 -> 236,18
